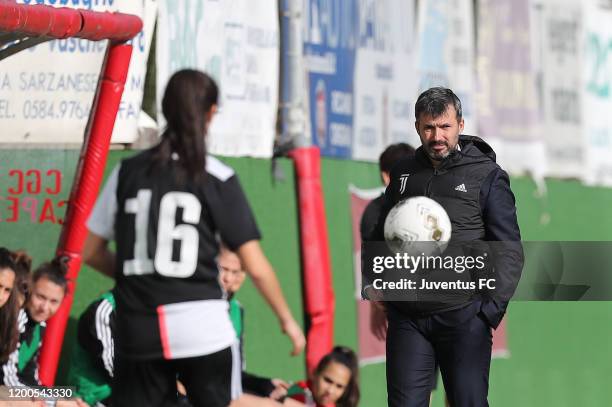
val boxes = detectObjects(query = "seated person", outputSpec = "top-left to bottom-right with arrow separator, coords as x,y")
68,248 -> 288,407
1,257 -> 68,387
11,250 -> 34,308
68,291 -> 184,407
0,248 -> 19,365
67,290 -> 116,406
283,346 -> 359,407
217,248 -> 291,406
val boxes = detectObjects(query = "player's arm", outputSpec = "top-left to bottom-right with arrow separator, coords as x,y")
237,241 -> 305,356
83,165 -> 120,278
214,174 -> 305,356
83,233 -> 115,278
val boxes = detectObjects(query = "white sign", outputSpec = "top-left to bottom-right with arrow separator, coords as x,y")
582,0 -> 612,186
531,0 -> 584,179
0,0 -> 155,144
476,0 -> 545,177
416,0 -> 478,136
352,0 -> 418,161
156,0 -> 279,158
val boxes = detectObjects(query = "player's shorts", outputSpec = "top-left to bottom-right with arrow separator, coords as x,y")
113,343 -> 241,407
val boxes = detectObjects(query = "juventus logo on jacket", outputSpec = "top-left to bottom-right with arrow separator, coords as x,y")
399,174 -> 410,194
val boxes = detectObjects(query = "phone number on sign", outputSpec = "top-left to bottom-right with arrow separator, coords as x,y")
4,386 -> 74,400
22,99 -> 91,120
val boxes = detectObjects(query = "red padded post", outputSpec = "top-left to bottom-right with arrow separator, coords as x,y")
289,147 -> 335,373
38,42 -> 134,385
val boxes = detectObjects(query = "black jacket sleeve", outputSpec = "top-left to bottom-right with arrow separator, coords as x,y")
479,168 -> 524,328
77,298 -> 115,380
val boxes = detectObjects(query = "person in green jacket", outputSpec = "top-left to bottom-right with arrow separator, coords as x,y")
68,290 -> 116,406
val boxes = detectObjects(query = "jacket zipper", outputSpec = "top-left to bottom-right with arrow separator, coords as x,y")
425,169 -> 437,197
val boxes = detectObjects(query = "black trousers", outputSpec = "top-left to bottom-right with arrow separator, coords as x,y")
386,302 -> 493,407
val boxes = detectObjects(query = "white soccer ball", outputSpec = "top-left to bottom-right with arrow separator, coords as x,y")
384,196 -> 452,256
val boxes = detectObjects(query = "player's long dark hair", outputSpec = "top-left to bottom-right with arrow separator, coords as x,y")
0,247 -> 19,363
314,346 -> 360,407
153,69 -> 219,182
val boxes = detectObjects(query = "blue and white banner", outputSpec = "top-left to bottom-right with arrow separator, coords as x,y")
157,0 -> 279,158
303,0 -> 358,158
416,0 -> 477,136
1,0 -> 155,144
351,0 -> 418,161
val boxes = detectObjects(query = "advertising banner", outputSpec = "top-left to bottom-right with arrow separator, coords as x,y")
351,0 -> 418,161
535,0 -> 584,178
157,0 -> 279,158
1,0 -> 155,144
582,1 -> 612,186
303,0 -> 358,158
416,0 -> 478,136
476,0 -> 545,176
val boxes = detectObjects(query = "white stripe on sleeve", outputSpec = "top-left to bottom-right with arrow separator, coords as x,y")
95,299 -> 115,378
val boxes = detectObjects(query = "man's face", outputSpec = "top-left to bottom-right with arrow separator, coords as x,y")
26,276 -> 65,323
415,104 -> 464,163
219,250 -> 246,295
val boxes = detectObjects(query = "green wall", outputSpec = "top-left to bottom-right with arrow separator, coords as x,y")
1,150 -> 611,405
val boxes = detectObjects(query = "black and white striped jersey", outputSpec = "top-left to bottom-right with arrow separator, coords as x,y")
88,151 -> 260,360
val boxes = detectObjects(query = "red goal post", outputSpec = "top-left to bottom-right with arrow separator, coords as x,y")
0,1 -> 142,385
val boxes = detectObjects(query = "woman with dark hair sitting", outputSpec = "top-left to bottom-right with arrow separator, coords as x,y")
10,250 -> 33,308
284,346 -> 360,407
0,248 -> 20,365
1,256 -> 68,386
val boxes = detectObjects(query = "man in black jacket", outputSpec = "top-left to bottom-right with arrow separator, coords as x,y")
367,87 -> 523,407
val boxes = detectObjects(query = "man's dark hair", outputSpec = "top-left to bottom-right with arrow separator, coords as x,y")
379,143 -> 415,174
415,87 -> 462,121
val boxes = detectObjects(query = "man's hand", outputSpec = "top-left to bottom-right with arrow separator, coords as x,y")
282,318 -> 306,356
363,285 -> 385,302
370,301 -> 388,341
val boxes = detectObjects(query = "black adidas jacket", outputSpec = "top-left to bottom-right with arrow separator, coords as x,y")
371,135 -> 523,328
